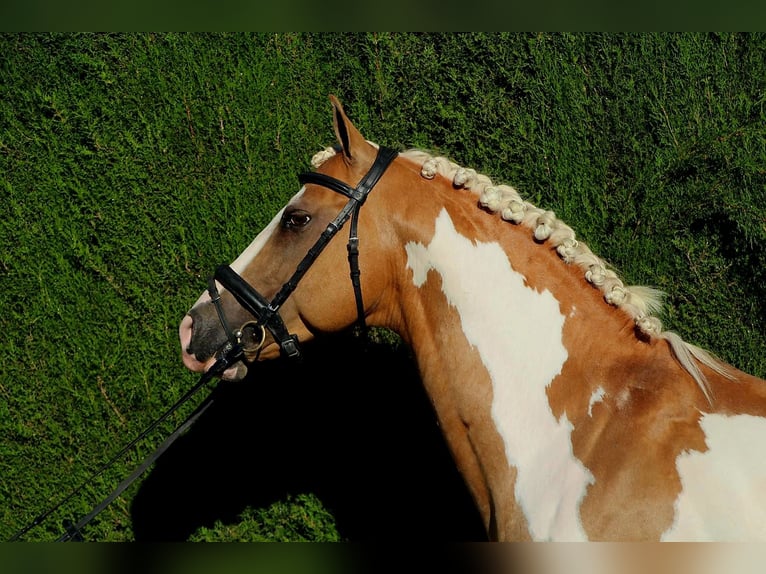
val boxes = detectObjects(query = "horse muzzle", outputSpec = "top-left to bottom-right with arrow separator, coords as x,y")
179,306 -> 253,381
179,266 -> 293,381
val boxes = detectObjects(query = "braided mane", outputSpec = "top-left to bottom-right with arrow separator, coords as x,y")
311,145 -> 734,402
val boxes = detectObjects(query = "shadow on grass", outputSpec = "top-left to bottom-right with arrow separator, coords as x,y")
130,332 -> 487,541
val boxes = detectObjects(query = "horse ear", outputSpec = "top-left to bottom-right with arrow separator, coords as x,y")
329,95 -> 375,167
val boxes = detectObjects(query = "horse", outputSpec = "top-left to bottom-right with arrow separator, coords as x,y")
179,95 -> 766,541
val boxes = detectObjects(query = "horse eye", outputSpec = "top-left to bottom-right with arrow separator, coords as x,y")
282,210 -> 312,229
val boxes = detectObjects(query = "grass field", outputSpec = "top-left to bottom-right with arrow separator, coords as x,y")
2,33 -> 765,542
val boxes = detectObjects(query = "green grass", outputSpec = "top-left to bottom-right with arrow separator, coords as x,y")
188,494 -> 341,542
2,33 -> 765,541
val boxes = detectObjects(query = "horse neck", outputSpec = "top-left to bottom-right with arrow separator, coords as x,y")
371,170 -> 766,539
379,171 -> 766,427
380,173 -> 648,403
365,162 -> 766,540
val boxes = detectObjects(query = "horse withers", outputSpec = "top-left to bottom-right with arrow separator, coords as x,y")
179,95 -> 766,541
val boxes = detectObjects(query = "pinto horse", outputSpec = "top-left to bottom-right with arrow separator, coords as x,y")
179,95 -> 766,541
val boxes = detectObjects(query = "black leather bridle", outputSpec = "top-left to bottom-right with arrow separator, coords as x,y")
208,146 -> 399,363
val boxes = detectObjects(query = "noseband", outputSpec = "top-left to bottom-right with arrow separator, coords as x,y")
208,146 -> 399,362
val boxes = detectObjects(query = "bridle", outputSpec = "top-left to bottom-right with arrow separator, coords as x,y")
209,145 -> 399,362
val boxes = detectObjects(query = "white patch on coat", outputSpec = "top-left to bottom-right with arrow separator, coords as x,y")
405,208 -> 592,541
588,387 -> 606,417
662,412 -> 766,541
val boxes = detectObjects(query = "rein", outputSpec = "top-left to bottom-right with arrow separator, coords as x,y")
211,146 -> 399,361
8,343 -> 244,542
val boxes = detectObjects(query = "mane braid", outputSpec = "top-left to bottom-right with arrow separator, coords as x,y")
311,146 -> 735,402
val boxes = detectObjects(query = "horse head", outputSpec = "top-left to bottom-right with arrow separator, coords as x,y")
179,96 -> 399,380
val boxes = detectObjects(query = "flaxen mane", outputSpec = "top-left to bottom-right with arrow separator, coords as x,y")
311,145 -> 734,402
